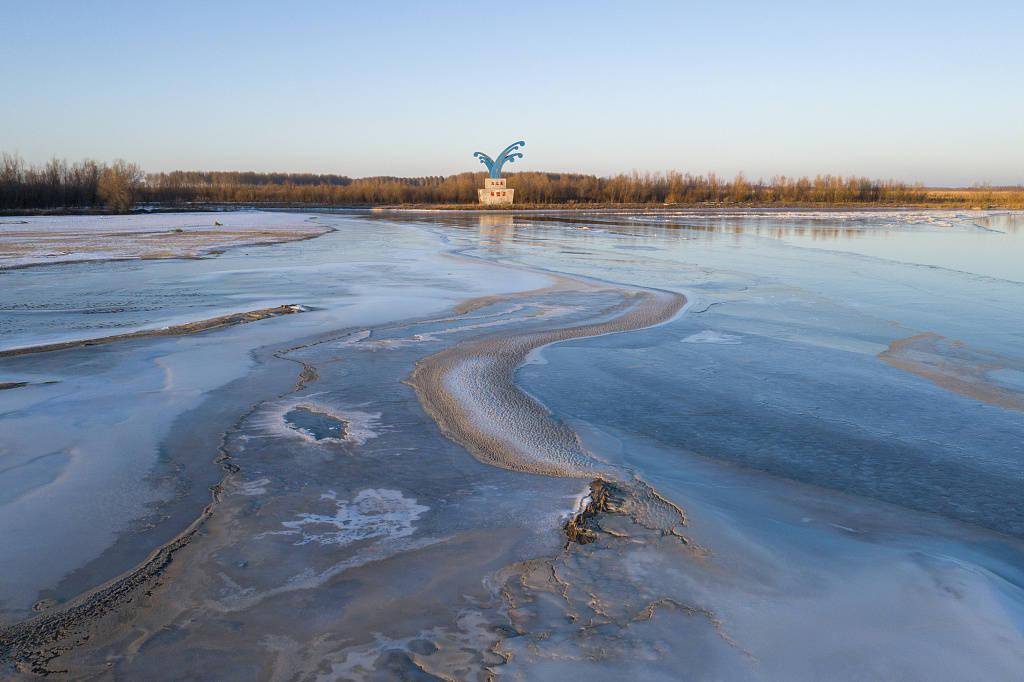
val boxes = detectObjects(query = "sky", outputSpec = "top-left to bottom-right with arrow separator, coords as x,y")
2,1 -> 1022,185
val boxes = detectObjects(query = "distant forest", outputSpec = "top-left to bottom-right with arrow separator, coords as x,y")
3,153 -> 1023,211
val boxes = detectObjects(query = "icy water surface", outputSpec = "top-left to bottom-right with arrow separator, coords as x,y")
1,209 -> 1022,679
0,212 -> 548,621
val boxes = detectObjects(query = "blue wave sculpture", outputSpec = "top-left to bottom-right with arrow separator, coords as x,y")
473,140 -> 526,179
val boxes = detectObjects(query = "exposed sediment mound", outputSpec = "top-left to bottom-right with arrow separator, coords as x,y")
564,478 -> 690,546
409,284 -> 685,477
0,304 -> 308,358
406,273 -> 726,673
564,479 -> 626,544
879,331 -> 1024,412
0,381 -> 30,390
0,218 -> 332,270
489,477 -> 737,676
0,499 -> 216,675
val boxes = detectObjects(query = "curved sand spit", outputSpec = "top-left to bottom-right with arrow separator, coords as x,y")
0,267 -> 686,674
410,278 -> 686,478
0,304 -> 307,358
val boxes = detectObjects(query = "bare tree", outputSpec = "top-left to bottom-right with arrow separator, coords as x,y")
97,159 -> 144,212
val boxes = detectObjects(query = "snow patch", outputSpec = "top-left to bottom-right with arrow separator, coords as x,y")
237,477 -> 271,496
681,330 -> 743,345
263,489 -> 429,547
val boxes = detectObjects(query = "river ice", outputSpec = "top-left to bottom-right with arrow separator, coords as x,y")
1,208 -> 1022,680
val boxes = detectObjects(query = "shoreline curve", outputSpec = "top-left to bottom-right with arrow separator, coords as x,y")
409,281 -> 685,478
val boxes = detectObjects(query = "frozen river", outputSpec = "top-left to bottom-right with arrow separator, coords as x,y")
1,209 -> 1022,679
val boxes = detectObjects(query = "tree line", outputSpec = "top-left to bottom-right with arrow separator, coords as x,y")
3,153 -> 1022,210
144,169 -> 936,205
1,154 -> 143,211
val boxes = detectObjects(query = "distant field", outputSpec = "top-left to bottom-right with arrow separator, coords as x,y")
922,188 -> 1024,209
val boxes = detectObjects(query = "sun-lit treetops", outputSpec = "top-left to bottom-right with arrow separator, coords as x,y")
2,154 -> 1022,211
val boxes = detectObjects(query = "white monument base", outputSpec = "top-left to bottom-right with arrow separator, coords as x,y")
479,177 -> 514,205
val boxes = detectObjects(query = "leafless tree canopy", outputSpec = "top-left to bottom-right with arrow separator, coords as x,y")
97,160 -> 144,212
2,153 -> 1022,211
1,154 -> 102,209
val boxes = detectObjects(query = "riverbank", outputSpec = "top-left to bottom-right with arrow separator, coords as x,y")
5,189 -> 1024,217
410,280 -> 685,477
0,212 -> 332,270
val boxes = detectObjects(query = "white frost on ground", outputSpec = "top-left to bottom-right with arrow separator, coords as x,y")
236,477 -> 272,496
250,396 -> 383,447
263,489 -> 429,547
681,330 -> 743,344
330,304 -> 576,352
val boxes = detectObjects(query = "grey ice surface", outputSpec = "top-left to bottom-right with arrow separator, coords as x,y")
0,213 -> 548,619
414,208 -> 1024,678
2,208 -> 1023,680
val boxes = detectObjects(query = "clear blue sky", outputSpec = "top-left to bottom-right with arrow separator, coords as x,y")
2,1 -> 1021,185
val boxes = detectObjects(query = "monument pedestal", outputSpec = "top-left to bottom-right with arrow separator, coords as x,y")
478,177 -> 514,206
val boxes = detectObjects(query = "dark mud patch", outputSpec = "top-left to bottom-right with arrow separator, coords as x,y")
0,503 -> 212,675
563,479 -> 628,544
564,478 -> 689,547
283,406 -> 347,441
0,372 -> 264,675
0,380 -> 58,391
491,478 -> 745,675
0,381 -> 29,391
0,304 -> 308,358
